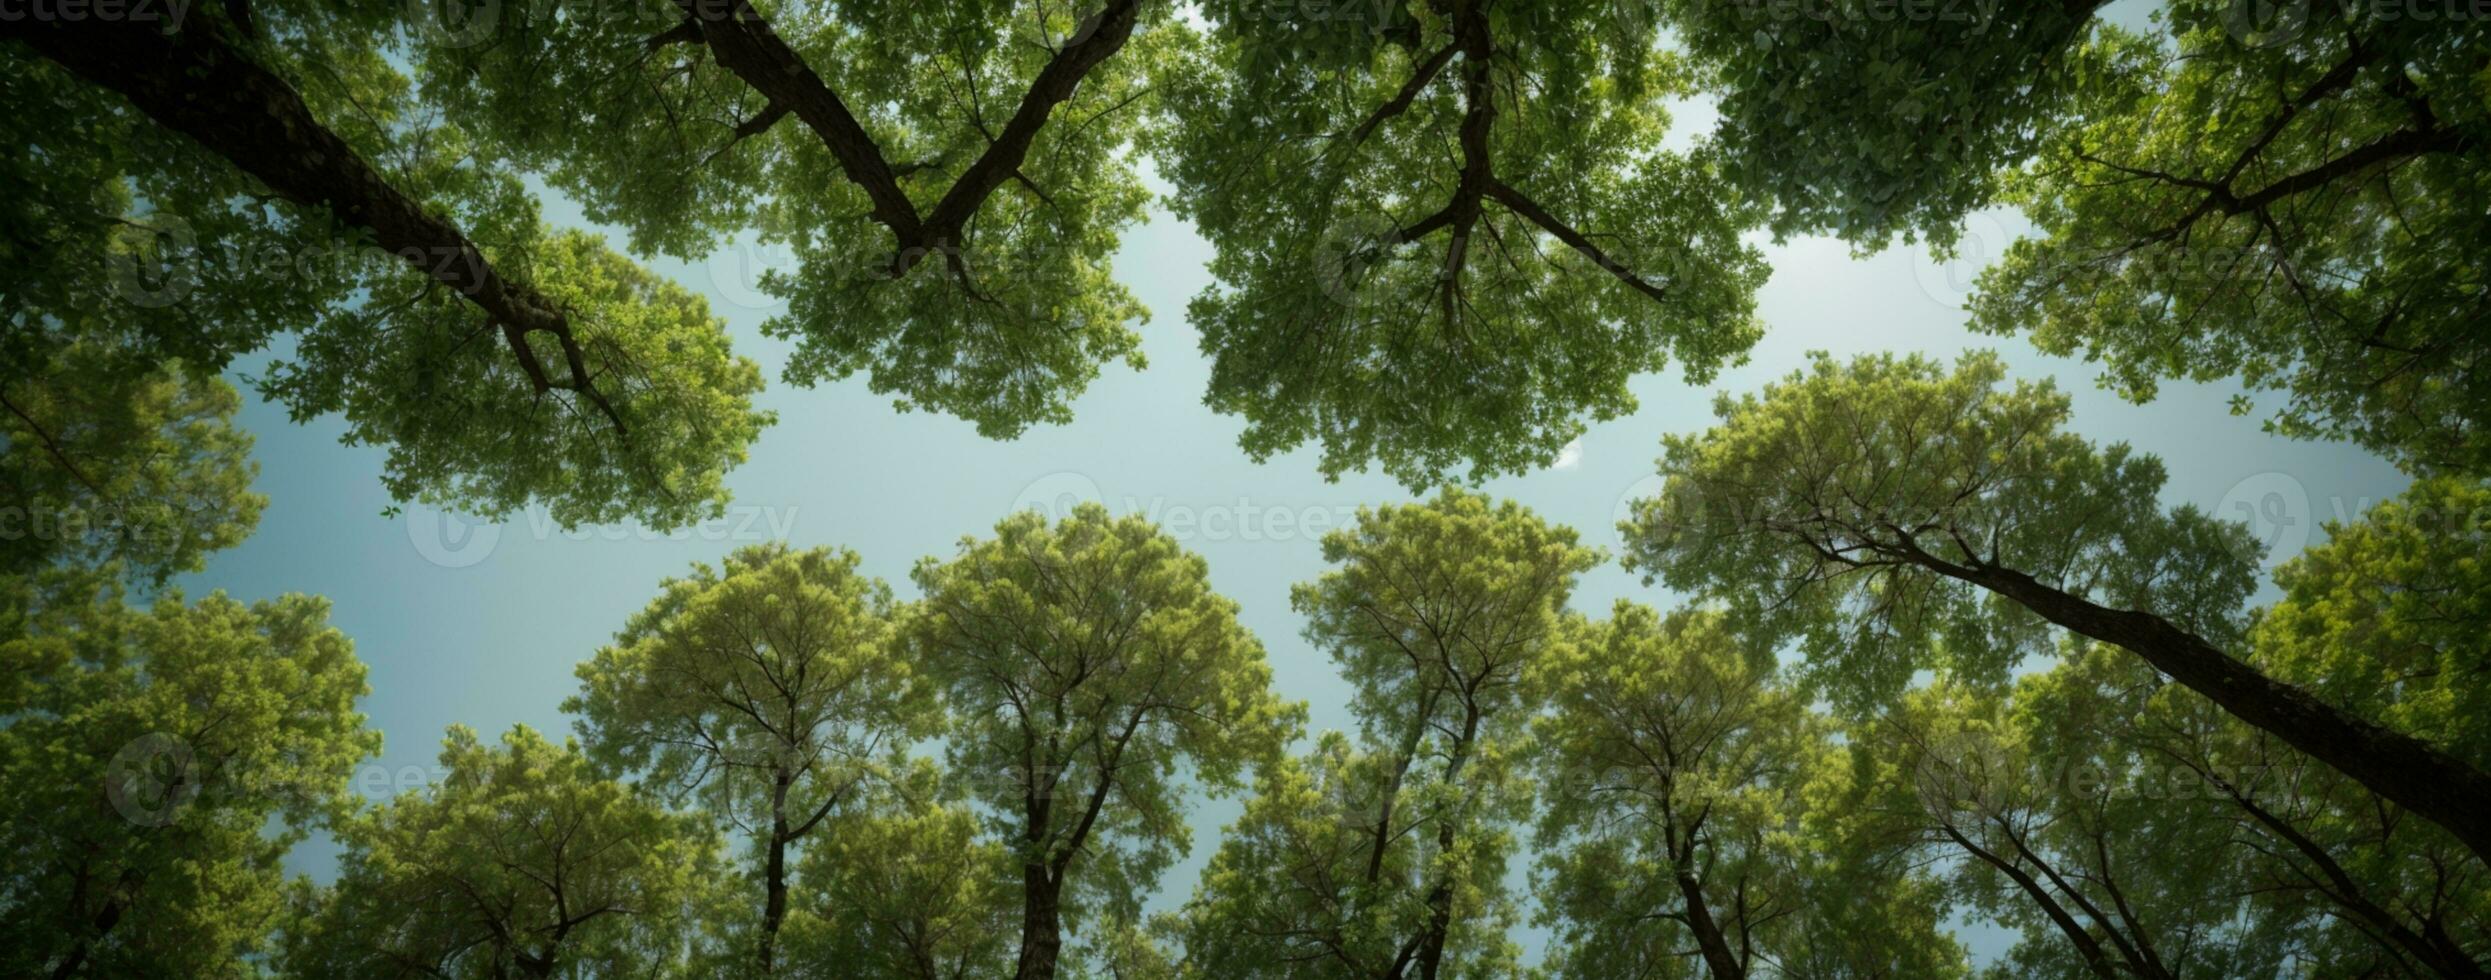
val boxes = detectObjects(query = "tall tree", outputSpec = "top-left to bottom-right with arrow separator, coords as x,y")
1174,489 -> 1599,978
1971,3 -> 2491,476
570,543 -> 936,973
2,2 -> 770,528
1620,351 -> 2491,865
1152,0 -> 1768,486
0,589 -> 379,979
279,725 -> 723,979
1531,603 -> 1967,979
422,0 -> 1171,439
904,503 -> 1299,980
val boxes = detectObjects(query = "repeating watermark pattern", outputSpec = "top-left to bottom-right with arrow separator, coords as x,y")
2224,0 -> 2488,47
405,502 -> 802,568
1732,0 -> 2004,24
103,732 -> 454,825
2215,471 -> 2491,567
102,213 -> 501,310
0,502 -> 222,556
1009,472 -> 1363,544
0,0 -> 191,25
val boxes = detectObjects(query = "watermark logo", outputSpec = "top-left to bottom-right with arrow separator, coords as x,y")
106,214 -> 197,309
1611,474 -> 1666,544
1914,211 -> 2013,310
2217,471 -> 2309,567
704,238 -> 799,312
1012,472 -> 1106,523
2223,0 -> 2312,47
106,733 -> 200,827
406,504 -> 504,568
406,0 -> 501,47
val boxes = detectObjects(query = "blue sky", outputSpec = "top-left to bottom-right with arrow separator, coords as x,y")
183,150 -> 2406,963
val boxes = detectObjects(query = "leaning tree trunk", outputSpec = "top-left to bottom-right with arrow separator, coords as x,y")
1672,870 -> 1748,980
1898,543 -> 2491,867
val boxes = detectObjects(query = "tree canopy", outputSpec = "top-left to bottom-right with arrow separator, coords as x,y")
8,0 -> 2491,977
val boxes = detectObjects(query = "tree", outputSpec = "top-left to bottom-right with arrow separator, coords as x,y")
421,0 -> 1171,439
1173,488 -> 1598,978
280,724 -> 723,979
1531,603 -> 1967,979
0,344 -> 261,587
1152,0 -> 1768,486
3,3 -> 771,529
0,589 -> 379,979
781,762 -> 1019,980
569,543 -> 936,973
1659,0 -> 2111,245
2251,478 -> 2491,762
1652,0 -> 2491,474
1620,350 -> 2491,865
1971,3 -> 2491,476
903,503 -> 1299,980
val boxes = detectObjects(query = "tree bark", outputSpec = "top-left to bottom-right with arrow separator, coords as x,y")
1,14 -> 629,431
1014,863 -> 1065,980
1673,870 -> 1748,980
1411,702 -> 1482,980
760,767 -> 792,975
1896,542 -> 2491,867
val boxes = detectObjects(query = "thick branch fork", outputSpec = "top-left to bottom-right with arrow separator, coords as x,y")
666,0 -> 1142,278
1363,0 -> 1675,306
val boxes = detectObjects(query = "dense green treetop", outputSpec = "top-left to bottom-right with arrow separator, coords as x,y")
279,724 -> 723,979
2249,477 -> 2491,760
1175,488 -> 1597,977
1662,0 -> 2114,245
570,542 -> 936,971
1154,0 -> 1769,486
1532,604 -> 1967,979
0,589 -> 378,978
781,763 -> 1018,980
0,346 -> 262,586
1973,3 -> 2491,477
1621,350 -> 2259,710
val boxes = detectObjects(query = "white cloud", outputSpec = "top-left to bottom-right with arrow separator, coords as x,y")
1552,438 -> 1584,471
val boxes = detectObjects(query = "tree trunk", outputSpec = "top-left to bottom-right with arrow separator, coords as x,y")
1903,546 -> 2491,866
47,895 -> 121,980
1411,702 -> 1483,980
1013,863 -> 1065,980
760,767 -> 792,975
1673,870 -> 1748,980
